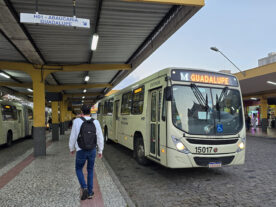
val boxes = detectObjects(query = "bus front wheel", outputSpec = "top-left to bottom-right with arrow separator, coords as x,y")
6,131 -> 13,147
135,137 -> 149,165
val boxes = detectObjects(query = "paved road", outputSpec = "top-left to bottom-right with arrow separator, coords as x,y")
0,136 -> 33,169
104,136 -> 276,207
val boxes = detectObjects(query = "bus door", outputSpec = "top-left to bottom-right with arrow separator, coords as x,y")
113,100 -> 120,142
149,88 -> 162,159
18,109 -> 24,137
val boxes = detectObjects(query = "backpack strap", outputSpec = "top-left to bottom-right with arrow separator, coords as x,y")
80,117 -> 86,122
80,117 -> 94,123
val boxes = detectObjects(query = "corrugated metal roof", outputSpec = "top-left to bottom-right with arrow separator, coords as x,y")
3,69 -> 32,83
0,32 -> 25,62
0,0 -> 203,102
92,0 -> 171,63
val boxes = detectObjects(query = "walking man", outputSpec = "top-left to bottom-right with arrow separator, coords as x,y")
69,104 -> 104,200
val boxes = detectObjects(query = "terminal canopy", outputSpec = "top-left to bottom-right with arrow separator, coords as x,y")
0,0 -> 204,108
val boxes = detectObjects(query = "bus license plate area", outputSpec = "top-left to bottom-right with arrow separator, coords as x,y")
195,146 -> 213,154
208,162 -> 222,168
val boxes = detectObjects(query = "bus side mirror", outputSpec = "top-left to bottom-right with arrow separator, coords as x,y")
165,86 -> 172,101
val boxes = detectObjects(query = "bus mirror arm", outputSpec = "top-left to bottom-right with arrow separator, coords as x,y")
165,86 -> 172,101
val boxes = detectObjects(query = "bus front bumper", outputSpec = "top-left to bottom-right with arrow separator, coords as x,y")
166,147 -> 245,168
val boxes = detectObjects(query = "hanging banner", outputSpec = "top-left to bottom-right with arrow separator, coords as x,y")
20,13 -> 90,29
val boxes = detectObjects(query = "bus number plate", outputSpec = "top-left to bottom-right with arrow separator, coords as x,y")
208,162 -> 222,168
195,147 -> 213,154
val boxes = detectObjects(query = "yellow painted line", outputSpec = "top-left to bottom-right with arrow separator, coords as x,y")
123,0 -> 204,6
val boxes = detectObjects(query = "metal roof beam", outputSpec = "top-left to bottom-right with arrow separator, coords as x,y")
0,82 -> 32,88
0,61 -> 131,74
123,0 -> 204,6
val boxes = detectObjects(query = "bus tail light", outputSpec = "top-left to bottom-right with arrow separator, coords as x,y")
171,136 -> 190,154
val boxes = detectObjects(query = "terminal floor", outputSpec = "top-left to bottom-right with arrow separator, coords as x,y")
247,127 -> 276,138
0,131 -> 127,207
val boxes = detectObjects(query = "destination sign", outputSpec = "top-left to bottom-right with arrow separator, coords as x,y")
20,13 -> 90,29
171,70 -> 238,86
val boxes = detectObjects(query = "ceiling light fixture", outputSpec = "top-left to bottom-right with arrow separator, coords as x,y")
83,89 -> 87,93
91,33 -> 99,51
27,88 -> 33,92
250,97 -> 258,100
84,75 -> 90,82
82,96 -> 85,99
0,72 -> 10,79
267,81 -> 276,85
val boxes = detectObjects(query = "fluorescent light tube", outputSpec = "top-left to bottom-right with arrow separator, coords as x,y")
267,81 -> 276,85
91,34 -> 99,51
27,88 -> 33,92
84,76 -> 90,82
0,72 -> 10,79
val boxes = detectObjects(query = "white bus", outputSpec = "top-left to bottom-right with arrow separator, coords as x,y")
0,100 -> 33,146
98,68 -> 246,168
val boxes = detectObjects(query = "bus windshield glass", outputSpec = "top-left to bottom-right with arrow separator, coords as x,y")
172,85 -> 243,135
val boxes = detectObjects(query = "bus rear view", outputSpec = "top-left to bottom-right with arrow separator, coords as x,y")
166,68 -> 245,168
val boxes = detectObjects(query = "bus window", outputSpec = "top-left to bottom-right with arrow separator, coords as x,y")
131,86 -> 144,115
162,88 -> 166,121
1,105 -> 17,121
103,101 -> 108,115
98,103 -> 101,114
121,92 -> 132,115
28,109 -> 33,120
151,92 -> 157,122
103,99 -> 114,115
107,99 -> 113,115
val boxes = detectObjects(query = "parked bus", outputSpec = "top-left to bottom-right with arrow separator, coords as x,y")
98,68 -> 246,168
0,100 -> 33,146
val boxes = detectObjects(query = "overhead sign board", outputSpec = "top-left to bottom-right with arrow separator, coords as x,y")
20,13 -> 90,29
171,70 -> 239,86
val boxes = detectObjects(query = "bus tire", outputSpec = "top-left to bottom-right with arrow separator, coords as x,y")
135,137 -> 150,165
104,127 -> 110,144
6,131 -> 13,147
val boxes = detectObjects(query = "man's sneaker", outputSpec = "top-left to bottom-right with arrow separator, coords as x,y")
88,191 -> 94,199
80,188 -> 88,200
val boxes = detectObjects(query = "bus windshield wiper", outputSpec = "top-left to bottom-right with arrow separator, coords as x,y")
216,87 -> 229,122
190,84 -> 209,111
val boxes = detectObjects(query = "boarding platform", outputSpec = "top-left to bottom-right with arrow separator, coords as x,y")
0,131 -> 133,207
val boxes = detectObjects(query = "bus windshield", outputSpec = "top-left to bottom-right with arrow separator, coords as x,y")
172,85 -> 243,135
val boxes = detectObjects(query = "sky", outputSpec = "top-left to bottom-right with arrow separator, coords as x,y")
114,0 -> 276,89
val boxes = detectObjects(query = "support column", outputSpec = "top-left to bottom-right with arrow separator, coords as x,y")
260,98 -> 268,132
31,71 -> 46,157
64,100 -> 69,131
59,100 -> 65,135
51,101 -> 59,141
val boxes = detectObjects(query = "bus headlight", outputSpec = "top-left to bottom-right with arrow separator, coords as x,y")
237,138 -> 246,152
176,142 -> 185,151
239,142 -> 245,150
171,136 -> 190,154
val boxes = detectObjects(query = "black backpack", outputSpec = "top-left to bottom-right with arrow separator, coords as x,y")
77,117 -> 97,150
